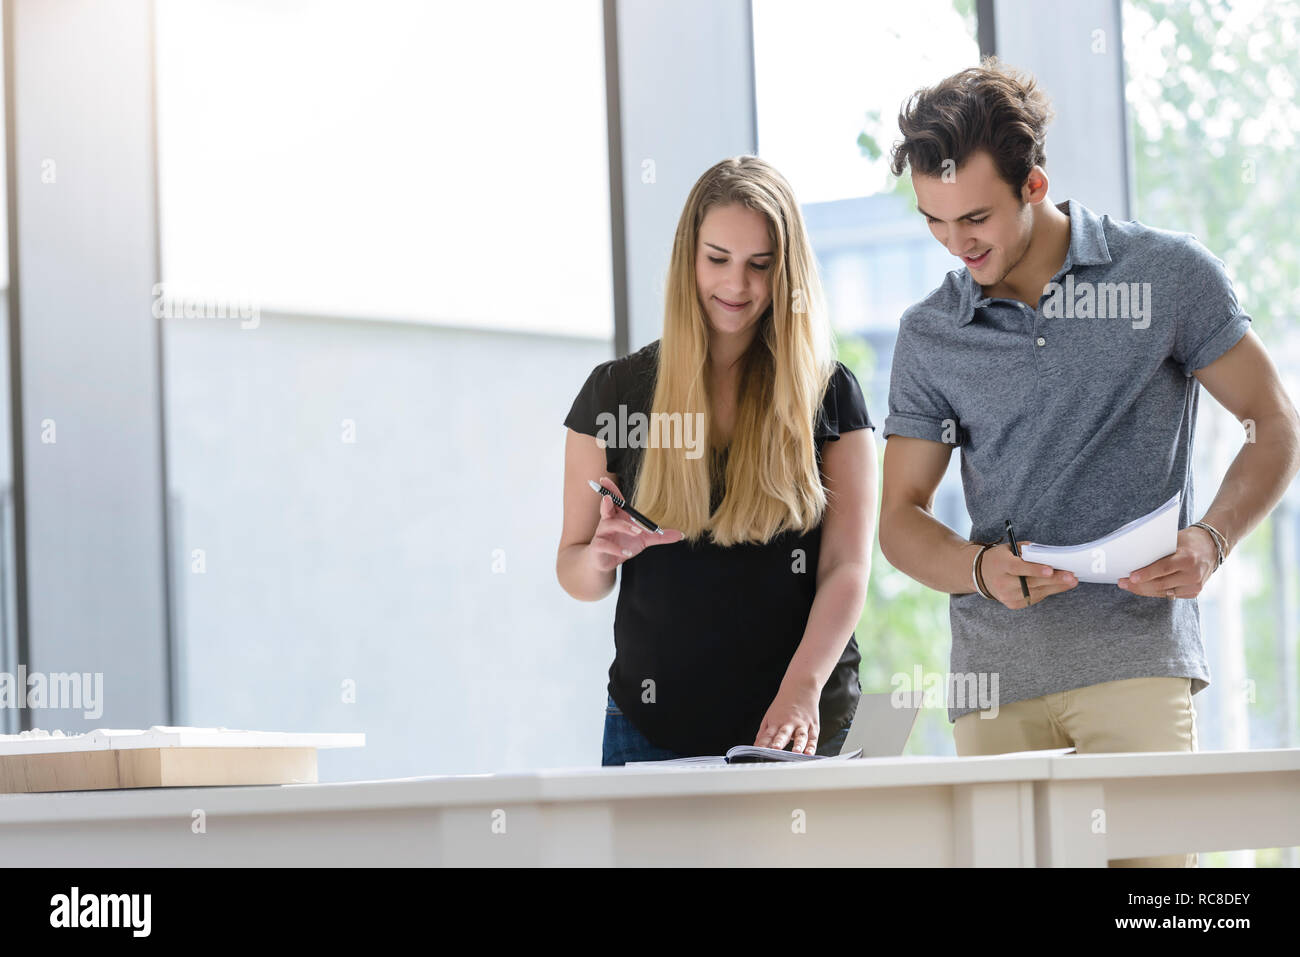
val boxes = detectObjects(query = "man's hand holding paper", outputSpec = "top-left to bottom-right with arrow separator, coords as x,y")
1019,492 -> 1183,586
1118,525 -> 1221,599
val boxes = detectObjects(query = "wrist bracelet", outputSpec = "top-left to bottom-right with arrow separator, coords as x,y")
971,542 -> 996,599
975,544 -> 996,599
970,544 -> 986,598
1190,520 -> 1227,569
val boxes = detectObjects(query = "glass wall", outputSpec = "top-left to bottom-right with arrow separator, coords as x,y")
154,0 -> 616,779
757,0 -> 1299,805
155,0 -> 612,337
753,0 -> 981,755
1123,0 -> 1300,866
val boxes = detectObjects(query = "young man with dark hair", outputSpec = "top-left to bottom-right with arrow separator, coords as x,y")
878,56 -> 1300,867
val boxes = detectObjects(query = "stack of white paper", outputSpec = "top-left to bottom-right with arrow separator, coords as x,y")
1019,492 -> 1181,584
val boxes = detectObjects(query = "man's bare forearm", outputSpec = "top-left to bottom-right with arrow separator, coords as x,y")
880,504 -> 983,595
1200,410 -> 1300,556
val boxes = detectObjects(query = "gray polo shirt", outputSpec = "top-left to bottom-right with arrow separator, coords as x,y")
883,198 -> 1251,722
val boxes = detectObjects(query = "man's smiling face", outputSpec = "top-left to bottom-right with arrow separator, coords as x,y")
912,149 -> 1035,287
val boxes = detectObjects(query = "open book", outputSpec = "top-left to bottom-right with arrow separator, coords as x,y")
622,693 -> 920,768
1019,492 -> 1181,584
626,745 -> 863,767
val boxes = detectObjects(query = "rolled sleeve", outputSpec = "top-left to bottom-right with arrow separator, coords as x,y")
882,410 -> 952,443
1174,238 -> 1252,376
882,312 -> 961,445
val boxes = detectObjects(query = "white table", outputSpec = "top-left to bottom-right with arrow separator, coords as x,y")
1034,748 -> 1300,865
1,749 -> 1295,866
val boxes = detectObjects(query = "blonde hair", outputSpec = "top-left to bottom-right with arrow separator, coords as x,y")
631,155 -> 835,547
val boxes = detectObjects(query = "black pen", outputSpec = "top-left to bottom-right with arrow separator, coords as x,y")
589,480 -> 664,535
1004,519 -> 1031,600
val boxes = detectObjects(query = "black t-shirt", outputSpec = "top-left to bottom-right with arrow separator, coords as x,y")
564,339 -> 876,755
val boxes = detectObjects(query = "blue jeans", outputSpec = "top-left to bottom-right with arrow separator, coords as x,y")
601,694 -> 850,766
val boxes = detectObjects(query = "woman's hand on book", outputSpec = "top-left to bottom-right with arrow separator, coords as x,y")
753,679 -> 821,755
586,477 -> 683,572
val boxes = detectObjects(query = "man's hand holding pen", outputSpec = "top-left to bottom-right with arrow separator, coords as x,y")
976,543 -> 1078,609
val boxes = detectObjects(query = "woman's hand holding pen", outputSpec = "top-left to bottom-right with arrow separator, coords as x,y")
979,543 -> 1078,609
586,477 -> 683,571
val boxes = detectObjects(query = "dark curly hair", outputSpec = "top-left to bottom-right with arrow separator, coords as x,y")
889,56 -> 1055,197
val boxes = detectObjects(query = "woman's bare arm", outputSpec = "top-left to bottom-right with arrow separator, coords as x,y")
754,427 -> 877,754
556,429 -> 682,601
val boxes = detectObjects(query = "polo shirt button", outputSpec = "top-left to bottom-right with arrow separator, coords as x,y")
1036,336 -> 1046,346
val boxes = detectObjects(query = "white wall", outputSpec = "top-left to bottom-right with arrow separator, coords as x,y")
163,311 -> 617,780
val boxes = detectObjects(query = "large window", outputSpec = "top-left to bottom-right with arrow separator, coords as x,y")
1123,0 -> 1300,865
1123,0 -> 1300,750
155,0 -> 612,338
753,0 -> 981,757
154,0 -> 617,779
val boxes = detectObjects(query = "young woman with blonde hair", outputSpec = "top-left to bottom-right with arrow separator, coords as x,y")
557,155 -> 877,765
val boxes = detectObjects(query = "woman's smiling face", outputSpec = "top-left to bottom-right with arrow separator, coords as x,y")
695,203 -> 775,340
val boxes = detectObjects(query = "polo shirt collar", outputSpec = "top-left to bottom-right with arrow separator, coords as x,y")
956,198 -> 1112,326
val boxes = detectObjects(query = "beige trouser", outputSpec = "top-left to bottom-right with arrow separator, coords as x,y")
953,676 -> 1198,868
